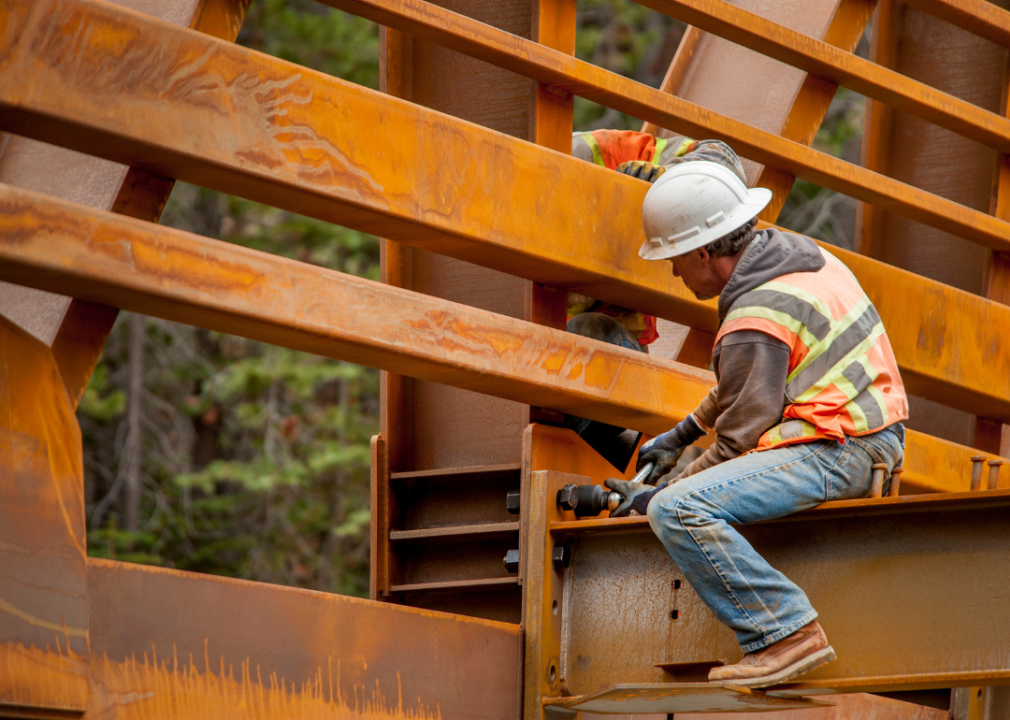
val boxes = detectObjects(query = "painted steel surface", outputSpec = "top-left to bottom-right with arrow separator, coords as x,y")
3,1 -> 1010,426
82,559 -> 522,720
2,185 -> 1005,494
546,490 -> 1010,695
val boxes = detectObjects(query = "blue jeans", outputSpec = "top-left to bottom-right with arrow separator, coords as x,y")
646,424 -> 905,653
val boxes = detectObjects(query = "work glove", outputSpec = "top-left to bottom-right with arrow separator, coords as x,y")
637,415 -> 706,485
604,478 -> 667,518
616,160 -> 667,183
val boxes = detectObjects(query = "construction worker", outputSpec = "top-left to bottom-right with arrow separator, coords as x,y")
568,129 -> 746,350
604,159 -> 909,687
563,131 -> 748,465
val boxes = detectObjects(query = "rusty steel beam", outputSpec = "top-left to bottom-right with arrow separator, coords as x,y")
630,0 -> 1010,155
313,0 -> 1010,252
4,0 -> 1010,256
4,0 -> 1010,425
543,486 -> 1010,697
901,0 -> 1010,49
74,559 -> 523,720
2,184 -> 1005,496
0,182 -> 714,436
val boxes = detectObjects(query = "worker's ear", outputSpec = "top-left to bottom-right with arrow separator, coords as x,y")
694,247 -> 711,266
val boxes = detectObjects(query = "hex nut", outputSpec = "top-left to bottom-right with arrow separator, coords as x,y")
557,484 -> 578,512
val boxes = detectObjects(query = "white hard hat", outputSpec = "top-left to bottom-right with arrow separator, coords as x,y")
639,161 -> 772,260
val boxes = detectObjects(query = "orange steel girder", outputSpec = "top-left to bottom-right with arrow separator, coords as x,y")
1,183 -> 1004,496
4,0 -> 1010,426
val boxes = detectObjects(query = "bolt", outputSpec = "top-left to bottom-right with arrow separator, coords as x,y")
557,484 -> 578,512
672,579 -> 682,590
506,489 -> 521,515
552,544 -> 571,573
503,549 -> 520,574
988,459 -> 1004,491
971,456 -> 987,492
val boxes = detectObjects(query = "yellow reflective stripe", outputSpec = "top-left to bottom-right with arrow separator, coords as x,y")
844,399 -> 870,433
758,280 -> 834,326
578,133 -> 605,166
724,306 -> 820,349
795,322 -> 886,403
652,136 -> 669,162
675,138 -> 696,157
865,384 -> 891,424
787,295 -> 872,383
765,425 -> 783,445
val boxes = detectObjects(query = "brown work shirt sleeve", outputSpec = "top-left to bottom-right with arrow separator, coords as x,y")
679,330 -> 790,479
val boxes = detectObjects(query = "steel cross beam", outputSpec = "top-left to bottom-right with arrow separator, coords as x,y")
4,0 -> 1010,425
531,473 -> 1010,705
311,0 -> 1010,252
1,183 -> 1004,494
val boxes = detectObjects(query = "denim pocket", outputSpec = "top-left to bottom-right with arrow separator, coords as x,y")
855,426 -> 904,468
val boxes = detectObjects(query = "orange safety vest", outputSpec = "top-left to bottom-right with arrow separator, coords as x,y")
715,246 -> 908,451
571,130 -> 693,345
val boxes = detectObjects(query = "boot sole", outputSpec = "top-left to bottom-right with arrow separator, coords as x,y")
718,646 -> 837,689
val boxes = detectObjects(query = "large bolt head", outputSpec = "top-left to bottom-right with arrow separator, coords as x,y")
557,484 -> 578,511
552,544 -> 571,573
506,489 -> 521,515
503,549 -> 520,574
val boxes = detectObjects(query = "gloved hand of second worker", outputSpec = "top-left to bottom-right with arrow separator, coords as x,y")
604,478 -> 667,518
616,160 -> 667,183
637,415 -> 707,484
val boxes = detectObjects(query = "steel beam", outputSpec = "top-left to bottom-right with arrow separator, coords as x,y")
0,182 -> 713,437
73,559 -> 523,720
629,0 -> 1010,155
4,0 -> 1010,424
2,186 -> 1003,493
542,486 -> 1010,697
310,0 -> 1010,252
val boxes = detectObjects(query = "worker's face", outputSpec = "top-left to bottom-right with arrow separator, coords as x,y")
669,248 -> 723,301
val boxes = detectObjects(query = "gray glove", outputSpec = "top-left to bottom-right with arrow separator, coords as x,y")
604,478 -> 667,518
637,415 -> 706,485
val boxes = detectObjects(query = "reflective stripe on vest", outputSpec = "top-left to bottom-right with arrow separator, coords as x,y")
580,133 -> 606,166
717,245 -> 907,447
652,136 -> 668,161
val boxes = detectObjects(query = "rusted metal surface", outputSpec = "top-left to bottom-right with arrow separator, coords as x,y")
314,0 -> 1010,251
6,0 -> 1010,427
634,0 -> 1010,155
0,316 -> 89,714
544,489 -> 1010,696
641,691 -> 950,719
0,0 -> 247,376
546,683 -> 832,714
83,559 -> 522,720
2,184 -> 1006,493
900,0 -> 1010,49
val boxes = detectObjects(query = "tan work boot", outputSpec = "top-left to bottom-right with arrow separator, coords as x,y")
708,621 -> 836,688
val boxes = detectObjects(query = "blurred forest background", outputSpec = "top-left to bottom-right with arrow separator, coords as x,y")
80,0 -> 866,596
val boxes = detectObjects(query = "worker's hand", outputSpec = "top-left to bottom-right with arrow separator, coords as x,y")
604,478 -> 665,518
637,415 -> 707,484
616,160 -> 667,183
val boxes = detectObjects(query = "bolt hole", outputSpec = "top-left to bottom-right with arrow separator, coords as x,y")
978,689 -> 983,700
552,600 -> 558,616
670,609 -> 680,620
549,665 -> 557,683
672,579 -> 682,589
